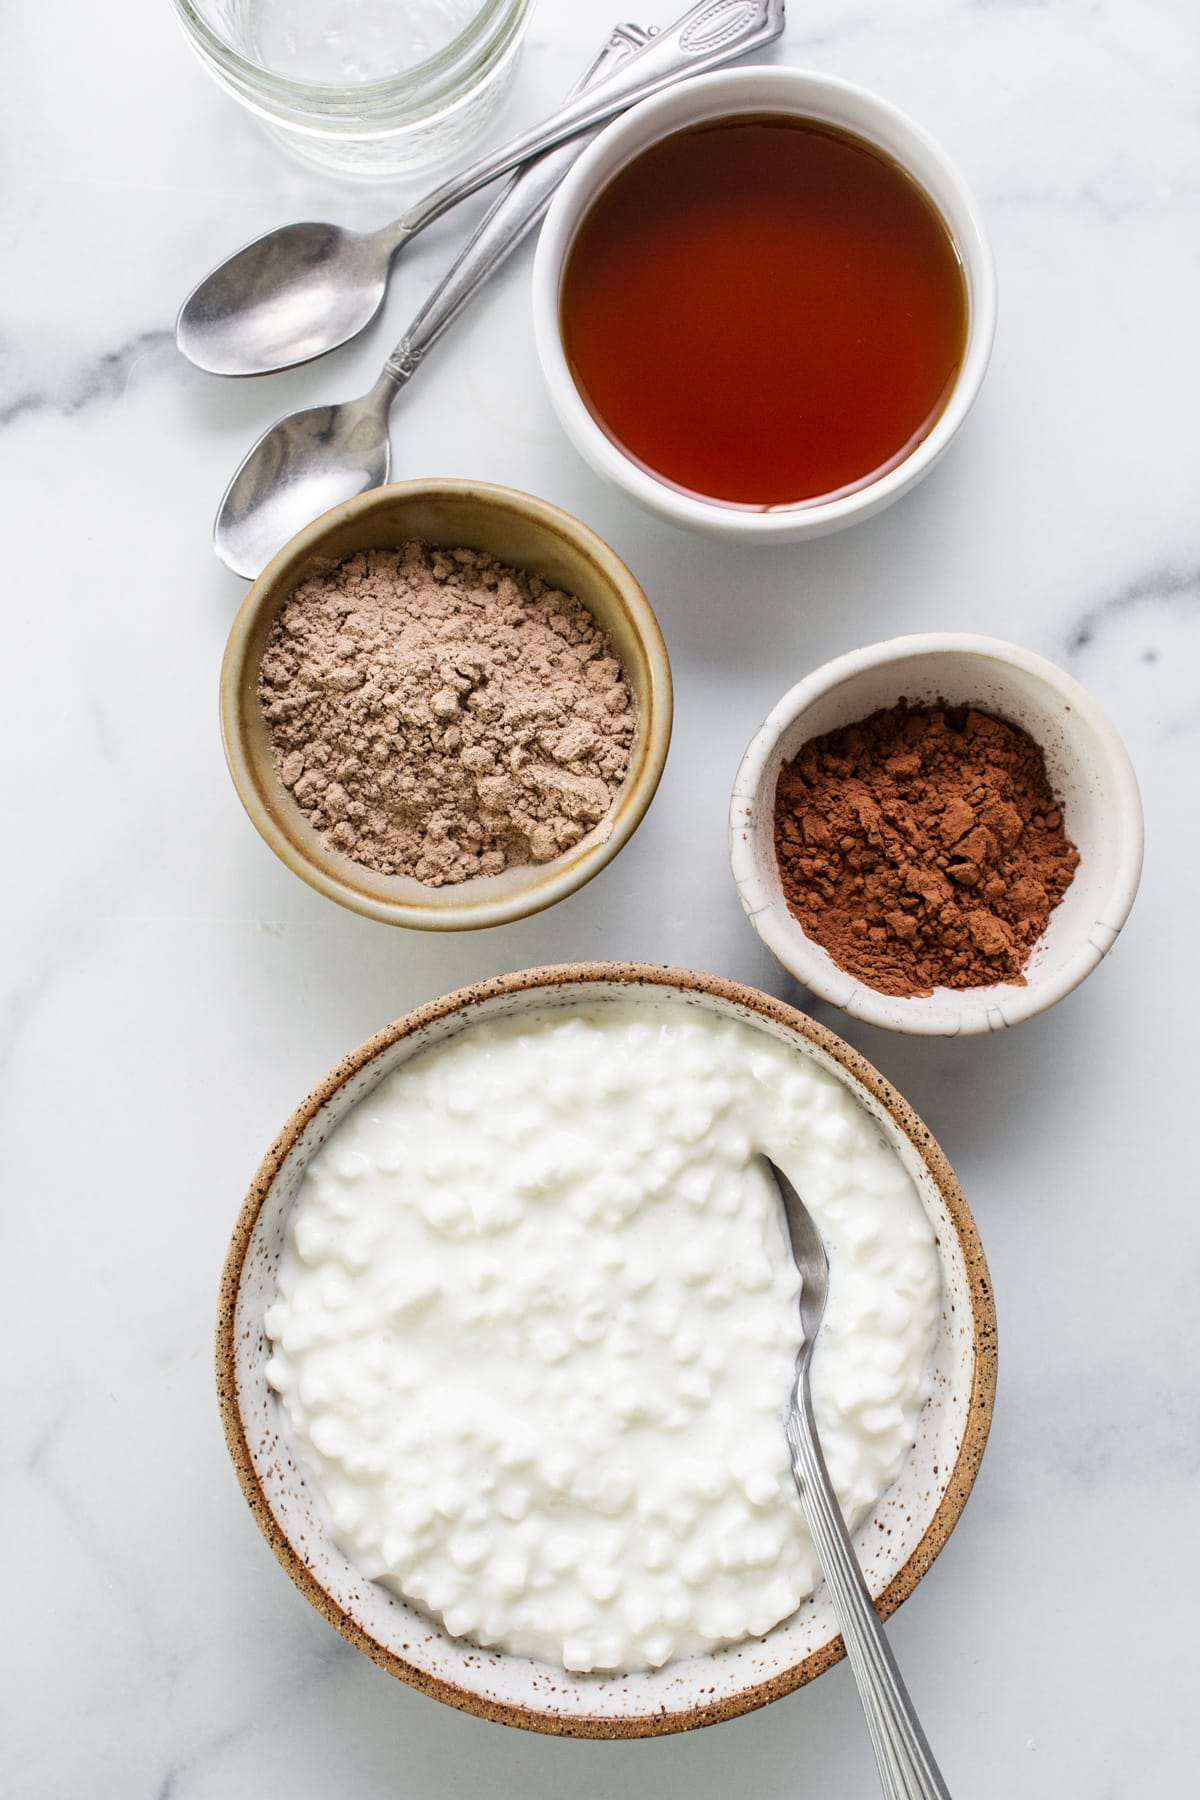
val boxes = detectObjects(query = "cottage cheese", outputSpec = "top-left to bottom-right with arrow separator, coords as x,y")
265,1003 -> 940,1673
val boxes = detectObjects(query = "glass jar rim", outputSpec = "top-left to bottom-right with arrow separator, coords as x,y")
170,0 -> 525,110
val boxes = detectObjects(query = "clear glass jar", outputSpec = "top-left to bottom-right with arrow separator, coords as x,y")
170,0 -> 535,177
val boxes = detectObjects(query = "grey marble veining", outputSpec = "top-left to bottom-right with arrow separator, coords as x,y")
1063,560 -> 1200,654
2,2 -> 1198,1797
0,328 -> 177,428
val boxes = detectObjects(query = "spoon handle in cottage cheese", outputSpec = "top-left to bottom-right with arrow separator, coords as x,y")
786,1382 -> 953,1800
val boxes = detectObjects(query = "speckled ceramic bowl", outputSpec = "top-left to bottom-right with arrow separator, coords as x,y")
731,635 -> 1144,1035
220,481 -> 672,929
217,963 -> 996,1737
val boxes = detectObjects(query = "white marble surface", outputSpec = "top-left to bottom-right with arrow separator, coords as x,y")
3,1 -> 1197,1794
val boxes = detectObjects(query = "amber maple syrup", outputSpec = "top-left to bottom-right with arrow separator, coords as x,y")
560,116 -> 968,508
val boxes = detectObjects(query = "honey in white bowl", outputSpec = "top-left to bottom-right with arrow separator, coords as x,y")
559,114 -> 968,509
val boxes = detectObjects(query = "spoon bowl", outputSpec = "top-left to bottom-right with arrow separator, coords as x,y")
215,381 -> 392,580
177,224 -> 398,378
768,1156 -> 829,1354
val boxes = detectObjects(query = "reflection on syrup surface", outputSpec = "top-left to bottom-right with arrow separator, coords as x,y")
560,116 -> 968,508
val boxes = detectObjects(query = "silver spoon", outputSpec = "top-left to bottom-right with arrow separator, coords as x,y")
766,1157 -> 953,1800
177,0 -> 786,377
213,23 -> 651,580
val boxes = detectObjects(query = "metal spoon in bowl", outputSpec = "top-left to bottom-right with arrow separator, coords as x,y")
766,1157 -> 953,1800
213,23 -> 651,580
177,0 -> 787,377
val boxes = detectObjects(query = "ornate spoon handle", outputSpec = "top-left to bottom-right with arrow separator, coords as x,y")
785,1381 -> 953,1800
388,0 -> 787,247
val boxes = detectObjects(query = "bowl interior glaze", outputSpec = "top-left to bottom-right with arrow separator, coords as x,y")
217,964 -> 996,1737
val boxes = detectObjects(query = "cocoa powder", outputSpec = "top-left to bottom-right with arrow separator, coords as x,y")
258,542 -> 635,885
773,701 -> 1080,996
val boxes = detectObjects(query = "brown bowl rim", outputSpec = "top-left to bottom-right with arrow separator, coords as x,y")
216,961 -> 997,1737
218,480 -> 673,930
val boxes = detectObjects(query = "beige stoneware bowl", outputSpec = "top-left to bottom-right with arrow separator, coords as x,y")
217,963 -> 997,1737
731,635 -> 1144,1035
219,481 -> 672,928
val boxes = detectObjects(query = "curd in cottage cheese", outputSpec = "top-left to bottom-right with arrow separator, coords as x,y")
264,1002 -> 941,1673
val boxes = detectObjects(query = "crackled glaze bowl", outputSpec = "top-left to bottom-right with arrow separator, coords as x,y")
730,634 -> 1144,1035
217,963 -> 996,1736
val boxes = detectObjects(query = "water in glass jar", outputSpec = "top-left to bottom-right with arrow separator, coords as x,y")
242,0 -> 486,85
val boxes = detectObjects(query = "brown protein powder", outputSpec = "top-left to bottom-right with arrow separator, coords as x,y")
258,542 -> 636,885
773,701 -> 1080,996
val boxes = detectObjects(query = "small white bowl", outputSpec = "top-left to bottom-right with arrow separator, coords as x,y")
730,635 -> 1144,1035
532,68 -> 996,542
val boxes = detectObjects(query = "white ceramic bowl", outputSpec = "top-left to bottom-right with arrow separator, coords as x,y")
218,963 -> 996,1736
532,68 -> 997,542
730,635 -> 1144,1035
